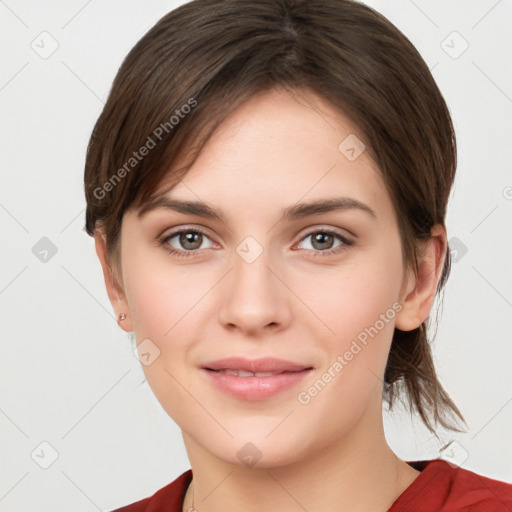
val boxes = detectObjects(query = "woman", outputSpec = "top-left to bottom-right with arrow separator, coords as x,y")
84,0 -> 512,510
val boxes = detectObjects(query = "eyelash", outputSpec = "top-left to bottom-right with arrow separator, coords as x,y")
158,227 -> 354,259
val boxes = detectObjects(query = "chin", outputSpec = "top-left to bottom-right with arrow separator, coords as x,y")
202,431 -> 309,470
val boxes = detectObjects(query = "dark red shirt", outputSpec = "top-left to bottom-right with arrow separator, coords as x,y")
111,459 -> 512,511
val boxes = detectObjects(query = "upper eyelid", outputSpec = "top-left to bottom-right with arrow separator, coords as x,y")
160,226 -> 216,244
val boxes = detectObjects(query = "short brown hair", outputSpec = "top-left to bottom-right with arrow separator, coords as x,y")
84,0 -> 466,435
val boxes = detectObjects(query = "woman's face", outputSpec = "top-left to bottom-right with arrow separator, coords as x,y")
114,88 -> 414,468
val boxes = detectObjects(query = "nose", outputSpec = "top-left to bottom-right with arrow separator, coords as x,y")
218,242 -> 292,336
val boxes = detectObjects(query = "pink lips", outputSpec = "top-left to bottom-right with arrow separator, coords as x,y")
201,357 -> 314,401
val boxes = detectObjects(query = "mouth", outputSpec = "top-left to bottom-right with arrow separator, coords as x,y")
200,357 -> 314,400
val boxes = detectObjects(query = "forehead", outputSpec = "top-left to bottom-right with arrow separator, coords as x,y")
137,88 -> 395,226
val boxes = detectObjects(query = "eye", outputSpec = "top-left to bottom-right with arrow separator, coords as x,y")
158,226 -> 354,259
295,229 -> 354,257
159,227 -> 215,258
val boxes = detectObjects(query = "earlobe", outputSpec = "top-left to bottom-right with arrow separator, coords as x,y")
94,231 -> 134,332
395,225 -> 447,332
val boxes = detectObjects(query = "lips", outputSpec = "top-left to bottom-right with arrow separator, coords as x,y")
200,357 -> 314,400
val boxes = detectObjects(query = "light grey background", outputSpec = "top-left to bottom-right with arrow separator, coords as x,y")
1,1 -> 511,510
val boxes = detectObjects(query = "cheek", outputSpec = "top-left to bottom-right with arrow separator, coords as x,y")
125,273 -> 172,340
304,242 -> 404,389
121,246 -> 215,390
306,245 -> 403,343
122,242 -> 205,340
121,248 -> 205,421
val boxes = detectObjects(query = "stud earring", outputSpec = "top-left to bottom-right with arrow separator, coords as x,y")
118,313 -> 127,326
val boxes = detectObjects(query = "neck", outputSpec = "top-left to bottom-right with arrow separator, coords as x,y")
181,397 -> 419,512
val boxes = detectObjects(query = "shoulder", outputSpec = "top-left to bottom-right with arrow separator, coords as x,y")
390,459 -> 512,512
109,469 -> 193,512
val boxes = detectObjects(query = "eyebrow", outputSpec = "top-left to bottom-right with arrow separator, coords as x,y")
137,196 -> 377,222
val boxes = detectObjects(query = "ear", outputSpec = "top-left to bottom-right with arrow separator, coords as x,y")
94,230 -> 134,332
395,224 -> 447,331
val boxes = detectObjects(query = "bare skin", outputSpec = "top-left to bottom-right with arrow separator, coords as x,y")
96,87 -> 446,511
